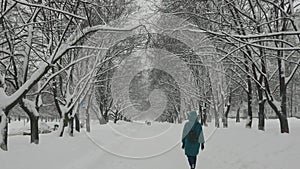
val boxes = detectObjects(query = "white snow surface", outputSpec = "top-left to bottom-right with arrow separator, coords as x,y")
0,118 -> 299,169
8,121 -> 54,136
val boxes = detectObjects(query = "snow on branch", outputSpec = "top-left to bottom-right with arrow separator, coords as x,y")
4,23 -> 143,110
63,71 -> 92,115
6,62 -> 48,108
51,24 -> 144,62
22,99 -> 39,117
183,28 -> 300,50
220,31 -> 300,51
0,2 -> 17,19
59,49 -> 102,116
12,0 -> 87,20
231,30 -> 300,39
39,54 -> 95,93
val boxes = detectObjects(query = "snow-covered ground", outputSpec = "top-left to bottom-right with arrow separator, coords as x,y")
0,118 -> 299,169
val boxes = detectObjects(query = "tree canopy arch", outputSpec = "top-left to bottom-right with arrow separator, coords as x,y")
95,32 -> 209,122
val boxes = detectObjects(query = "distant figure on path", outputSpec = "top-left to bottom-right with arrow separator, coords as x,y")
182,111 -> 205,169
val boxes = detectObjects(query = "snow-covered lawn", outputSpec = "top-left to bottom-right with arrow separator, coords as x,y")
0,118 -> 299,169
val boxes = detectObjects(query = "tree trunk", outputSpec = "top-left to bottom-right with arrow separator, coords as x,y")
20,102 -> 39,144
258,89 -> 266,131
236,106 -> 240,123
75,113 -> 80,132
59,115 -> 67,137
202,104 -> 208,126
277,0 -> 289,133
198,103 -> 203,125
223,95 -> 231,128
279,89 -> 289,133
103,109 -> 109,122
68,116 -> 74,137
86,111 -> 90,132
290,81 -> 294,117
86,93 -> 92,132
223,104 -> 231,128
214,108 -> 219,127
278,57 -> 289,133
279,114 -> 289,133
113,111 -> 119,124
266,98 -> 290,133
0,113 -> 8,151
245,81 -> 253,128
93,107 -> 107,125
177,105 -> 181,123
59,118 -> 65,137
223,108 -> 228,128
211,92 -> 219,128
29,114 -> 39,144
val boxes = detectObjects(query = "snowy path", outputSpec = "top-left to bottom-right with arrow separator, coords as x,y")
0,119 -> 300,169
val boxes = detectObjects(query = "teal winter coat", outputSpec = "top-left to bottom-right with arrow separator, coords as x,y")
182,111 -> 205,156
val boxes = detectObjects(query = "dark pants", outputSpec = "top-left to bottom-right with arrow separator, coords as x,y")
187,155 -> 197,169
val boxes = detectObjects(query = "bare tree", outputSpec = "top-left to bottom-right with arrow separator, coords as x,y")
0,0 -> 142,150
159,0 -> 300,133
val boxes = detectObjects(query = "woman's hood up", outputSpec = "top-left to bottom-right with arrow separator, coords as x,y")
188,111 -> 198,122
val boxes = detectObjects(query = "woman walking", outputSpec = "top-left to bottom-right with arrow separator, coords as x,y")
182,111 -> 205,169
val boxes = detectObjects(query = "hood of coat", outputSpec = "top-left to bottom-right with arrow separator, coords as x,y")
188,111 -> 198,122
